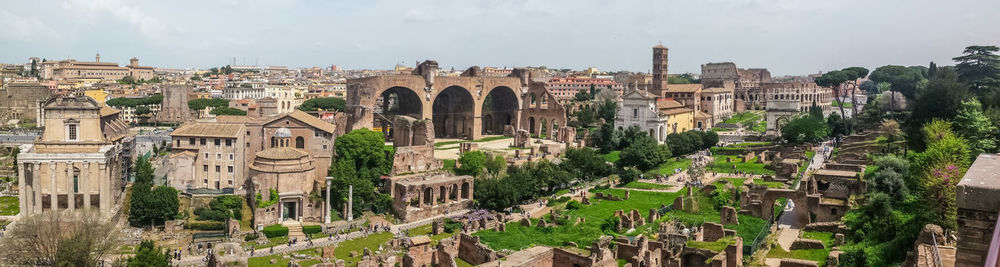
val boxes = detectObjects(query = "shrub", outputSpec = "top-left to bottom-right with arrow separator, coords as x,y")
262,224 -> 289,238
302,225 -> 323,235
185,222 -> 225,231
565,200 -> 583,210
244,233 -> 259,241
443,219 -> 463,233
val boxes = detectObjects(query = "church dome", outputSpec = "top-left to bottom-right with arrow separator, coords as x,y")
274,127 -> 292,138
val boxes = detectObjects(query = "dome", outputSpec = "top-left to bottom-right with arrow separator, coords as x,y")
274,127 -> 291,138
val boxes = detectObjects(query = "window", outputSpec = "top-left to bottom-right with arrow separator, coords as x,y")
315,131 -> 321,137
200,138 -> 206,145
322,145 -> 327,150
295,137 -> 305,149
228,166 -> 234,173
632,109 -> 638,118
214,139 -> 221,146
217,153 -> 221,159
204,153 -> 209,158
67,124 -> 78,140
189,138 -> 195,145
228,180 -> 234,185
215,165 -> 220,173
226,139 -> 232,146
203,179 -> 208,185
203,165 -> 208,172
229,154 -> 234,160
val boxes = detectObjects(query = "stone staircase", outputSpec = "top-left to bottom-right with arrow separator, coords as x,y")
283,220 -> 306,240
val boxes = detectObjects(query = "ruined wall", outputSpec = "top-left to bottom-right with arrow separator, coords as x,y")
457,234 -> 498,265
155,84 -> 195,123
0,83 -> 51,122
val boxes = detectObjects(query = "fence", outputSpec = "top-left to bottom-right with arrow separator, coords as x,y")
744,206 -> 784,256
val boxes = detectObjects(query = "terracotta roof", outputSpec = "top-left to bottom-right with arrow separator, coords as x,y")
656,99 -> 684,110
661,107 -> 694,116
216,115 -> 260,124
702,87 -> 732,94
664,84 -> 702,93
255,147 -> 308,160
279,110 -> 336,133
694,111 -> 711,118
170,122 -> 245,138
99,105 -> 121,117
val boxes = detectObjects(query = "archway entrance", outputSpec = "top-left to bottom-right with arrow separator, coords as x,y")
378,87 -> 423,140
433,86 -> 474,139
481,87 -> 518,135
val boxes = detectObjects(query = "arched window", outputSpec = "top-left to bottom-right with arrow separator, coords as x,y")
295,137 -> 304,149
270,137 -> 276,147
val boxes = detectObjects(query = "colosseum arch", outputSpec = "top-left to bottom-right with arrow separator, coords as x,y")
480,86 -> 519,135
432,86 -> 475,139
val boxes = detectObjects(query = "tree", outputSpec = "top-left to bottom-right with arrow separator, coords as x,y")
814,70 -> 851,122
0,211 -> 120,266
573,106 -> 597,127
596,99 -> 617,123
617,136 -> 671,172
781,114 -> 829,144
909,69 -> 970,149
209,107 -> 247,116
953,45 -> 1000,93
593,123 -> 620,153
911,120 -> 971,230
562,147 -> 612,181
329,129 -> 394,215
483,155 -> 507,179
618,125 -> 646,150
827,112 -> 850,137
135,106 -> 151,116
188,98 -> 229,110
574,89 -> 593,101
299,97 -> 346,112
125,240 -> 171,267
128,157 -> 179,227
859,80 -> 878,95
456,151 -> 487,177
870,65 -> 925,110
119,75 -> 136,85
954,98 -> 997,156
841,67 -> 870,121
700,131 -> 719,148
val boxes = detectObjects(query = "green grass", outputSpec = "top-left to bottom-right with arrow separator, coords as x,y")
442,159 -> 456,173
334,232 -> 394,266
686,236 -> 735,252
407,224 -> 433,237
475,188 -> 683,251
248,247 -> 322,267
721,112 -> 762,125
725,215 -> 768,244
832,100 -> 853,108
766,247 -> 830,267
245,236 -> 290,250
803,231 -> 835,247
707,155 -> 775,175
753,179 -> 787,189
651,158 -> 693,175
622,181 -> 673,190
553,188 -> 571,197
434,136 -> 511,147
456,257 -> 474,267
0,196 -> 19,216
602,151 -> 621,163
752,120 -> 767,133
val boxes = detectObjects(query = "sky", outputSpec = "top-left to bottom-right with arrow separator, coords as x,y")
2,0 -> 999,76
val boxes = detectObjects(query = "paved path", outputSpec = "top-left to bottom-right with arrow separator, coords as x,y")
774,141 -> 831,252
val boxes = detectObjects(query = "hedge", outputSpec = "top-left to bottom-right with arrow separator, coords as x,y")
185,221 -> 225,231
262,224 -> 289,238
302,225 -> 323,235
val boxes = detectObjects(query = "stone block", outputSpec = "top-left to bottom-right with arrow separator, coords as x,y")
624,190 -> 631,200
672,196 -> 684,210
790,239 -> 826,250
323,246 -> 336,258
834,233 -> 844,246
720,206 -> 739,225
520,218 -> 531,227
779,258 -> 819,267
703,222 -> 725,242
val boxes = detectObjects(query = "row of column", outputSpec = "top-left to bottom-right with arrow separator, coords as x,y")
17,161 -> 110,215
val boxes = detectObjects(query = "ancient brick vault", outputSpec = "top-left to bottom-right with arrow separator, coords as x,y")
346,60 -> 568,141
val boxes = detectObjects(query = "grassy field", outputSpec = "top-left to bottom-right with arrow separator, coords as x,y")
686,236 -> 735,252
832,100 -> 853,108
753,120 -> 767,133
707,155 -> 775,175
651,158 -> 693,175
333,232 -> 394,266
602,151 -> 621,163
248,247 -> 323,267
474,188 -> 683,251
721,112 -> 762,125
0,196 -> 19,216
406,223 -> 458,245
622,181 -> 672,190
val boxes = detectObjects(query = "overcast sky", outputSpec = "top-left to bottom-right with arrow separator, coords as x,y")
2,0 -> 999,75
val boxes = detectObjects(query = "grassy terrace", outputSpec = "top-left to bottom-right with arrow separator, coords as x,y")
602,151 -> 621,163
622,181 -> 673,190
406,223 -> 459,245
752,120 -> 767,133
474,188 -> 684,251
650,158 -> 693,175
721,112 -> 762,125
433,136 -> 511,147
765,231 -> 835,266
333,232 -> 394,266
0,196 -> 19,216
707,155 -> 775,175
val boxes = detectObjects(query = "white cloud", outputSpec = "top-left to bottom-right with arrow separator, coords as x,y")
0,11 -> 60,42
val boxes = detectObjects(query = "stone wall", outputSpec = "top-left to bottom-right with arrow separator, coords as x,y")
457,234 -> 498,265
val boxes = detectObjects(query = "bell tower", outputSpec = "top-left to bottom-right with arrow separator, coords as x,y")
652,44 -> 669,98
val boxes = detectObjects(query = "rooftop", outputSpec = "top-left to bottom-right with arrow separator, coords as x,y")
170,122 -> 245,138
664,84 -> 702,93
256,147 -> 309,160
814,169 -> 858,178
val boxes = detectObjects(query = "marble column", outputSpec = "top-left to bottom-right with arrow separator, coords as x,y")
17,162 -> 26,216
49,163 -> 57,211
82,162 -> 90,210
324,177 -> 331,224
347,185 -> 353,221
66,162 -> 74,211
99,163 -> 108,214
33,164 -> 40,214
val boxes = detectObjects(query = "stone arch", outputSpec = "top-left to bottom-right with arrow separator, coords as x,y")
295,136 -> 304,149
539,118 -> 548,138
461,182 -> 470,199
450,184 -> 458,200
481,86 -> 519,135
439,186 -> 446,203
432,86 -> 475,139
378,86 -> 425,138
528,117 -> 536,135
424,187 -> 433,206
530,93 -> 538,108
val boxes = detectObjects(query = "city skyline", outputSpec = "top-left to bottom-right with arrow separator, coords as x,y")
1,0 -> 999,75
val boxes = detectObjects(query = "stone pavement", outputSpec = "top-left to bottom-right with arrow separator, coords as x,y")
774,141 -> 831,252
